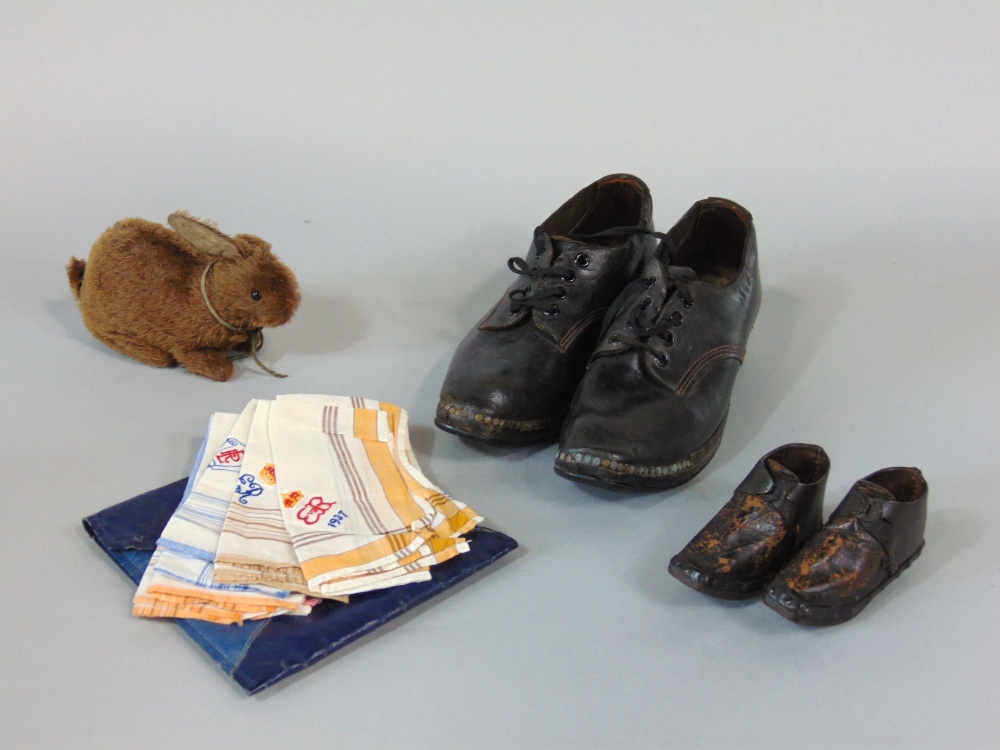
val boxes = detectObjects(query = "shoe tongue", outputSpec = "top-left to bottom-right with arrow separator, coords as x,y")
835,479 -> 894,521
854,479 -> 896,503
551,236 -> 604,260
736,456 -> 796,496
638,257 -> 697,310
765,458 -> 800,484
641,256 -> 668,290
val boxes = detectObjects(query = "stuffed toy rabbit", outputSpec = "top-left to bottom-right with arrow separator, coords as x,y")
66,212 -> 300,381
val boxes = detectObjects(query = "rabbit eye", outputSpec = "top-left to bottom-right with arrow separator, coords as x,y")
251,290 -> 262,301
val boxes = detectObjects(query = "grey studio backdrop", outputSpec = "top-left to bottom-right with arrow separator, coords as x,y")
1,2 -> 998,749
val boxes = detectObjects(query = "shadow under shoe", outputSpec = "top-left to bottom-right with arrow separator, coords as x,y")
668,444 -> 830,600
555,197 -> 761,489
436,174 -> 657,445
763,467 -> 928,625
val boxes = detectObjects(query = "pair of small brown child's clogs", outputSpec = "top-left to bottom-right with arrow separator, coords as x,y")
668,443 -> 928,625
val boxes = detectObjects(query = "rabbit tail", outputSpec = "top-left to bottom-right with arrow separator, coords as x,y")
66,257 -> 86,299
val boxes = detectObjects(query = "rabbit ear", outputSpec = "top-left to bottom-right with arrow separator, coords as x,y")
167,211 -> 240,259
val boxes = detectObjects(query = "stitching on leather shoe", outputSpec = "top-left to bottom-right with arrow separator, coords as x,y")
557,422 -> 724,478
557,307 -> 608,353
436,399 -> 560,433
676,344 -> 745,396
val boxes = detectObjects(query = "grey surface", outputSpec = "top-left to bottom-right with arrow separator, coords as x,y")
2,2 -> 998,748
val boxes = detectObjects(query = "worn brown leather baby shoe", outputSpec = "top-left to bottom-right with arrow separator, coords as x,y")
554,197 -> 760,489
762,467 -> 928,625
668,444 -> 830,600
435,174 -> 657,444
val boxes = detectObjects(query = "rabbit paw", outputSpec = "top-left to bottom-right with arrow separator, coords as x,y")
175,348 -> 235,381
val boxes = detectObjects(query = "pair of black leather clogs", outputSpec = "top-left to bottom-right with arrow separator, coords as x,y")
669,444 -> 928,625
435,174 -> 760,491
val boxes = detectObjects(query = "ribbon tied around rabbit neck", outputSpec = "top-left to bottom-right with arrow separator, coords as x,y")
200,261 -> 288,378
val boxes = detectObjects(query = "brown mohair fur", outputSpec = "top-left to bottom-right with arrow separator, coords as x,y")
66,214 -> 300,381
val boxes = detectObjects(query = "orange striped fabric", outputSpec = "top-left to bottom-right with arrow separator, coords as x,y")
269,395 -> 482,597
132,395 -> 482,626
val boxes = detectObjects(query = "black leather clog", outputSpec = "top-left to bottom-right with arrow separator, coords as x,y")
435,174 -> 657,444
554,198 -> 761,489
668,444 -> 830,600
762,467 -> 928,625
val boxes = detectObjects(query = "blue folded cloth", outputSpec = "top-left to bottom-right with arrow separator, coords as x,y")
83,479 -> 518,694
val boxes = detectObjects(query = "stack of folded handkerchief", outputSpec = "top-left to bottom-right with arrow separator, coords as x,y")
133,395 -> 482,625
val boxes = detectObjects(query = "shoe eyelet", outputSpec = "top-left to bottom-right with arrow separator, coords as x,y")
670,311 -> 684,326
575,253 -> 590,268
638,296 -> 652,310
545,305 -> 560,316
609,334 -> 619,344
562,271 -> 576,283
665,332 -> 675,347
644,277 -> 655,288
653,354 -> 668,367
555,288 -> 567,299
683,299 -> 693,309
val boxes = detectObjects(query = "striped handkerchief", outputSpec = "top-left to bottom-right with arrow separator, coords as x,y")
212,400 -> 347,603
269,395 -> 482,597
133,403 -> 305,623
133,549 -> 313,623
212,399 -> 311,591
156,405 -> 253,561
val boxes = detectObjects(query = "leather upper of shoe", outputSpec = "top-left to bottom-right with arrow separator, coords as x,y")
438,175 -> 657,425
772,467 -> 928,606
559,198 -> 761,463
674,444 -> 829,587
